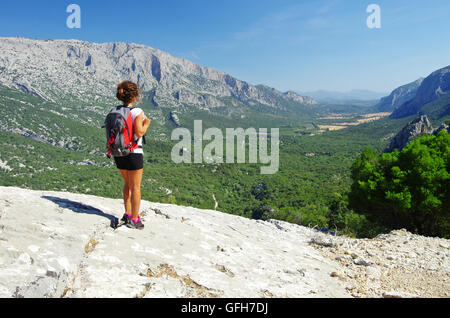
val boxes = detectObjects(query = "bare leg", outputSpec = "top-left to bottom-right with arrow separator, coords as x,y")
127,169 -> 143,220
123,183 -> 132,215
119,170 -> 132,215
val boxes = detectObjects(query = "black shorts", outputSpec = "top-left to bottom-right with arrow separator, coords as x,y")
114,153 -> 144,171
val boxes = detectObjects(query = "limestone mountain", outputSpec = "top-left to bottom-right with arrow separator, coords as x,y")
375,78 -> 424,112
0,37 -> 316,114
390,66 -> 450,119
384,115 -> 450,153
301,89 -> 386,104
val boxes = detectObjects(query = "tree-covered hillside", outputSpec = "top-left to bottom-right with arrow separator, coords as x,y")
1,79 -> 448,238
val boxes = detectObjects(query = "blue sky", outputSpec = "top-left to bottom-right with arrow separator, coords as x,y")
1,0 -> 450,93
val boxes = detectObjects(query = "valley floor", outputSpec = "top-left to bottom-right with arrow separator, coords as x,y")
316,112 -> 392,132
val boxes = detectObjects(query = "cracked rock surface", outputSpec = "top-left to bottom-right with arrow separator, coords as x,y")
2,187 -> 448,298
310,230 -> 450,298
0,187 -> 349,298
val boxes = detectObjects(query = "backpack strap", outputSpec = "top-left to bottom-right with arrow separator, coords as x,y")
128,107 -> 147,146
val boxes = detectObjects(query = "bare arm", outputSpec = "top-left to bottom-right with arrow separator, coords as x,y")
134,113 -> 151,138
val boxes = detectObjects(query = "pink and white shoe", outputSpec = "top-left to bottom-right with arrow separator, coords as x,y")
126,216 -> 145,230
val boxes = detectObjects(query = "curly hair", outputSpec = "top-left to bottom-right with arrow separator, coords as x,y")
116,81 -> 140,105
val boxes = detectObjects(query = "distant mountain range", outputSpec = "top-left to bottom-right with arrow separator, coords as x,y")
375,78 -> 424,113
300,89 -> 387,104
389,66 -> 450,119
305,65 -> 450,122
0,37 -> 316,114
368,65 -> 449,120
0,37 -> 447,132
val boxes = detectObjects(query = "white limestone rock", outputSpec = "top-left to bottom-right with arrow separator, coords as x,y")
0,186 -> 349,298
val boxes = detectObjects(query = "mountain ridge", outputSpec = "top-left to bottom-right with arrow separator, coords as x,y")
301,89 -> 387,104
375,78 -> 424,113
390,65 -> 450,119
0,37 -> 317,113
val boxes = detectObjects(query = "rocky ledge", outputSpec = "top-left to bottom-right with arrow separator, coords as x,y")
311,229 -> 449,298
0,187 -> 448,298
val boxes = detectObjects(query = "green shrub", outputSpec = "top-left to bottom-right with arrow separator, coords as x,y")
270,207 -> 302,224
349,131 -> 450,238
298,204 -> 329,228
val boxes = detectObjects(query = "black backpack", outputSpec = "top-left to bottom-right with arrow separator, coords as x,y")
104,106 -> 140,158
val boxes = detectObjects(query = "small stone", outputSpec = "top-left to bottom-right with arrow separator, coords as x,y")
46,270 -> 58,278
215,265 -> 235,278
330,271 -> 346,281
382,291 -> 419,298
354,259 -> 371,266
18,253 -> 32,265
366,250 -> 375,257
310,235 -> 334,247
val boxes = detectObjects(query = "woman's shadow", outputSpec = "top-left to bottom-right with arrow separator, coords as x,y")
42,196 -> 120,228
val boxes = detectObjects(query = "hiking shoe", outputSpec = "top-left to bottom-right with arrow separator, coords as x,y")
126,216 -> 145,230
121,213 -> 132,224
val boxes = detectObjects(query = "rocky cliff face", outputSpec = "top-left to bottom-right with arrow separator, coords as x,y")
0,187 -> 448,298
390,66 -> 450,119
0,37 -> 316,111
433,122 -> 450,135
375,78 -> 423,113
384,115 -> 450,153
384,115 -> 434,152
283,91 -> 316,105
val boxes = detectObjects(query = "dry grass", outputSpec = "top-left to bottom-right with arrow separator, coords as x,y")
84,237 -> 98,254
317,112 -> 391,133
215,264 -> 235,278
146,264 -> 221,298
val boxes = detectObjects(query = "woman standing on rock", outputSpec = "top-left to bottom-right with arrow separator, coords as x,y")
113,81 -> 151,229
